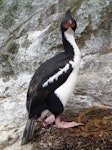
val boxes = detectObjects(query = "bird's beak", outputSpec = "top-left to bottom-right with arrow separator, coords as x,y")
63,20 -> 75,29
69,20 -> 72,25
68,20 -> 75,28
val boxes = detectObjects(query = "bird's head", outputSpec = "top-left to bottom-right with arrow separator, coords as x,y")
60,10 -> 77,33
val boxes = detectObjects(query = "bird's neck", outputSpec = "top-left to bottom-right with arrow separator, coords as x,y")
62,33 -> 74,55
62,28 -> 80,59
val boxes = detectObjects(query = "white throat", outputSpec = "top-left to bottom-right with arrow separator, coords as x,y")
64,27 -> 81,67
64,28 -> 80,53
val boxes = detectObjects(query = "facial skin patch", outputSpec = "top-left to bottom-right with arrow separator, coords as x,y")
42,63 -> 70,88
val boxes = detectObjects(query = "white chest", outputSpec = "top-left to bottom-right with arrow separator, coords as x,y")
54,58 -> 80,106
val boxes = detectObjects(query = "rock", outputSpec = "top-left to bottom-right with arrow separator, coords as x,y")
0,0 -> 112,149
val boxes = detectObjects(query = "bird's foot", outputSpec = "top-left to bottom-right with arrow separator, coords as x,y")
41,115 -> 83,128
42,114 -> 55,126
55,116 -> 83,128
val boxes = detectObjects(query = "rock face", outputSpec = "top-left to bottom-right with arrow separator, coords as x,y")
0,0 -> 112,149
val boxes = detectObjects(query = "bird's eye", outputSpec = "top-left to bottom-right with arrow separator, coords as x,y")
63,21 -> 69,29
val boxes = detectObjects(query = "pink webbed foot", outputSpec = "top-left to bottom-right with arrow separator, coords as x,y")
55,116 -> 83,128
42,114 -> 55,127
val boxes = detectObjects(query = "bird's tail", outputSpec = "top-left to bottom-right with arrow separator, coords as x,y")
21,118 -> 36,145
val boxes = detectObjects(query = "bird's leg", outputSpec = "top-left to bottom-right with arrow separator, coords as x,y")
55,116 -> 83,128
42,114 -> 55,126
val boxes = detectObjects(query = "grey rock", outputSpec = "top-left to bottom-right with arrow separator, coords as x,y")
0,0 -> 112,149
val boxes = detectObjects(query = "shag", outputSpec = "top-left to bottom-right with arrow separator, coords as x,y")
21,10 -> 82,145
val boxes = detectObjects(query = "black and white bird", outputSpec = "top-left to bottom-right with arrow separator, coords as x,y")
21,10 -> 82,145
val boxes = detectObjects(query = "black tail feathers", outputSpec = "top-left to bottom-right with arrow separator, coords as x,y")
21,118 -> 36,145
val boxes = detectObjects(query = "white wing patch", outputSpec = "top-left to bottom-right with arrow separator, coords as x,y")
42,63 -> 70,88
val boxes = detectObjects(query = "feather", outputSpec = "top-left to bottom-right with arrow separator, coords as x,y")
21,118 -> 36,145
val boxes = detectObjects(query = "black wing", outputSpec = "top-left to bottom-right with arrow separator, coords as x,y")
27,52 -> 73,115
